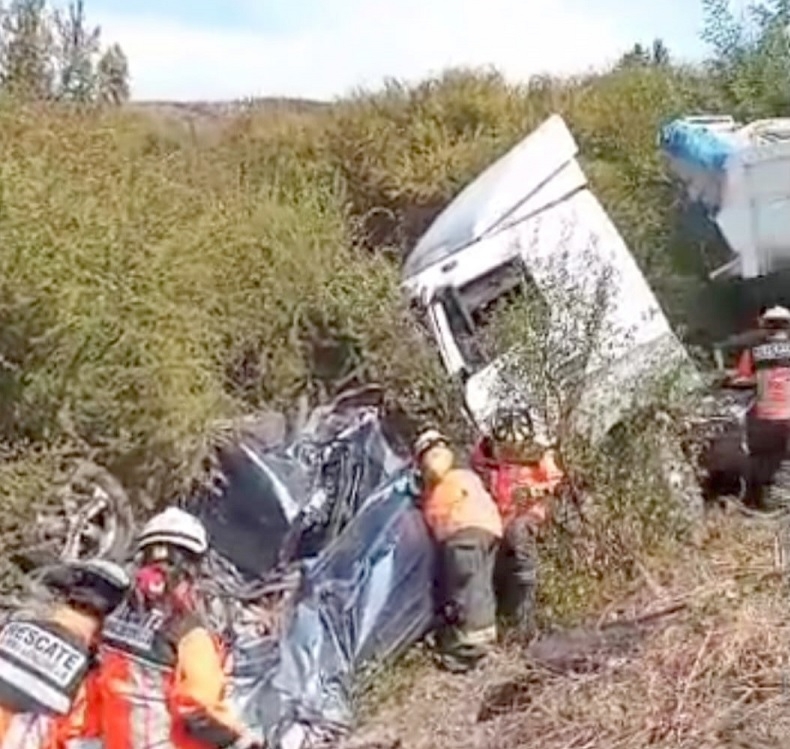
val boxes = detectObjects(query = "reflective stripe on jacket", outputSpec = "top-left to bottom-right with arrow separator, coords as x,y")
0,609 -> 101,749
98,603 -> 245,749
740,337 -> 790,420
421,468 -> 503,543
0,673 -> 99,749
0,711 -> 53,749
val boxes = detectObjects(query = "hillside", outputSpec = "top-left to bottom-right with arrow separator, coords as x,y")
128,96 -> 328,123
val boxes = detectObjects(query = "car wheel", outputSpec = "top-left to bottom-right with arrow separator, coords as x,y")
33,460 -> 135,563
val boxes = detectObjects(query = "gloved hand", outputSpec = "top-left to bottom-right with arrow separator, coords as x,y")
186,715 -> 264,749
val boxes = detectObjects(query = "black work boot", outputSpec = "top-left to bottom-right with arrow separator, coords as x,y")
512,583 -> 537,641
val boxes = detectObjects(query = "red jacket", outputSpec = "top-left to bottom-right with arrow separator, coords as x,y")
735,346 -> 790,420
471,440 -> 564,525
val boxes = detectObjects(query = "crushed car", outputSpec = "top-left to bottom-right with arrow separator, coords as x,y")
6,387 -> 436,749
186,387 -> 435,746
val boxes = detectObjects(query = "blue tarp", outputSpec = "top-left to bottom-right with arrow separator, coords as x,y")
190,397 -> 436,748
659,119 -> 736,171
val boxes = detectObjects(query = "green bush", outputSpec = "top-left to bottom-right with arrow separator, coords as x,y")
0,101 -> 453,507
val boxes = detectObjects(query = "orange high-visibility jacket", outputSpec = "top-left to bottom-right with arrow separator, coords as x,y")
98,603 -> 248,749
421,467 -> 503,543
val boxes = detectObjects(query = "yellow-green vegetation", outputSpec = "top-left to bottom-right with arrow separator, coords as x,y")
1,0 -> 789,611
0,69 -> 715,496
0,101 -> 454,512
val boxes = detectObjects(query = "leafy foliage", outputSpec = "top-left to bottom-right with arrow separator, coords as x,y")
701,0 -> 790,116
617,39 -> 671,69
0,0 -> 129,103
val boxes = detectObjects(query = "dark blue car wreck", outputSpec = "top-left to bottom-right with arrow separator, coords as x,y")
186,390 -> 436,748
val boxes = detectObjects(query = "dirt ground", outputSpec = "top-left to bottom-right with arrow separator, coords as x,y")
343,510 -> 790,749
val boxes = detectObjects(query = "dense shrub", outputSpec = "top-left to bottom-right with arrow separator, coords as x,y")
0,101 -> 453,505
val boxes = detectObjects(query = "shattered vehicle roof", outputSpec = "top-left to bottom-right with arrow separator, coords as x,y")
187,394 -> 436,748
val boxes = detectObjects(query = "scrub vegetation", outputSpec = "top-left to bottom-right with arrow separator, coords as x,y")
2,0 -> 790,744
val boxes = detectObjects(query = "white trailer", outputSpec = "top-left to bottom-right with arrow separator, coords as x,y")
659,115 -> 790,280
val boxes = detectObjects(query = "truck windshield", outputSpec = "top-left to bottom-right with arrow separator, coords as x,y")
440,257 -> 544,373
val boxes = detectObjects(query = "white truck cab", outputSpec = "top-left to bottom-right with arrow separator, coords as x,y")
402,114 -> 699,444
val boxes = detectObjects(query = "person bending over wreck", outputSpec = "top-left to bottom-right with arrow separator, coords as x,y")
0,558 -> 130,749
98,507 -> 261,749
726,306 -> 790,510
471,409 -> 563,639
414,429 -> 503,672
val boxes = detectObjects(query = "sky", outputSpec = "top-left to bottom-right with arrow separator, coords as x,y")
88,0 -> 718,102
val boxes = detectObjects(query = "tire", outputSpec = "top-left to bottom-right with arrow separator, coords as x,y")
13,462 -> 135,573
55,460 -> 135,562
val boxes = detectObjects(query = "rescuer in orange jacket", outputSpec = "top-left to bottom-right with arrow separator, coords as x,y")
471,408 -> 564,639
0,558 -> 130,749
414,429 -> 503,672
726,306 -> 790,510
98,507 -> 261,749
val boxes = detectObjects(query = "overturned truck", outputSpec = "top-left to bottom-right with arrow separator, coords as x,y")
402,113 -> 705,512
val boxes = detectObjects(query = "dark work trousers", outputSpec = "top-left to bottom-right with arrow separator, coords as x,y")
495,516 -> 538,639
746,415 -> 790,509
435,527 -> 499,672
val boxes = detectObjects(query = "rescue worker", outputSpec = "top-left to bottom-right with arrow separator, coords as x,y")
98,507 -> 260,749
414,429 -> 503,673
726,306 -> 790,509
0,557 -> 130,749
471,408 -> 564,639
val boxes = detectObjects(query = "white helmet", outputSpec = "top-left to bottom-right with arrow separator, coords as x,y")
136,507 -> 208,556
761,306 -> 790,323
70,558 -> 131,589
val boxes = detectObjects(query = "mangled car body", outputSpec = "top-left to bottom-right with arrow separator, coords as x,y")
5,392 -> 435,748
185,392 -> 435,747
